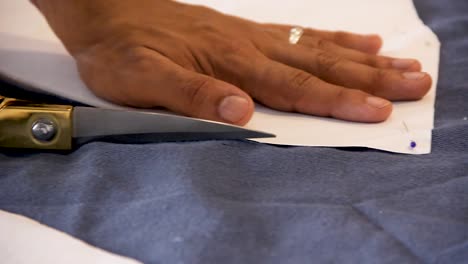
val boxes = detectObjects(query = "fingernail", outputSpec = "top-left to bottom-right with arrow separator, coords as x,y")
218,96 -> 250,123
403,72 -> 426,80
392,59 -> 417,70
366,96 -> 391,109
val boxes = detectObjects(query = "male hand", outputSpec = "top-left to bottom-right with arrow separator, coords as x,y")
33,0 -> 432,125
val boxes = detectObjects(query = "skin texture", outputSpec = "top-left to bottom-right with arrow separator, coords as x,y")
33,0 -> 432,125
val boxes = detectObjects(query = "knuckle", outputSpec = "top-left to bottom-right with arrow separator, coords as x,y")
289,71 -> 314,90
329,88 -> 346,117
287,71 -> 317,110
181,78 -> 213,112
369,69 -> 392,94
316,38 -> 332,50
204,39 -> 254,76
374,68 -> 392,83
200,26 -> 253,55
368,55 -> 390,68
315,51 -> 342,75
364,55 -> 379,67
333,31 -> 348,43
217,40 -> 249,55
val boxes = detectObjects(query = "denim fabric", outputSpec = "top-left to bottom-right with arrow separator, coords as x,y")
1,0 -> 467,263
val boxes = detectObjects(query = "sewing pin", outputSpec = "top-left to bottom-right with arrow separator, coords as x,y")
403,121 -> 417,150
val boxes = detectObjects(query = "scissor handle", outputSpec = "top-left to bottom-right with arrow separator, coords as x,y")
0,97 -> 73,150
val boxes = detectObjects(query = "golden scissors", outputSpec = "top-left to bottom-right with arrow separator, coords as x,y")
0,94 -> 273,150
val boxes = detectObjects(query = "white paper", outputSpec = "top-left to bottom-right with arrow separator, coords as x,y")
0,0 -> 440,154
0,210 -> 142,264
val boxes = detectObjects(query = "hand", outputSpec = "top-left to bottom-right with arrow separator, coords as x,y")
33,0 -> 432,125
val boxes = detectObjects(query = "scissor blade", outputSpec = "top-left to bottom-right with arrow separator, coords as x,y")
72,107 -> 274,139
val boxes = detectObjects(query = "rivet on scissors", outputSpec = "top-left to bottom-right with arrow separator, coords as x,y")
31,118 -> 57,142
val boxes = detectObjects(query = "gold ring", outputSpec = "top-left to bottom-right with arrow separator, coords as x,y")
289,27 -> 304,44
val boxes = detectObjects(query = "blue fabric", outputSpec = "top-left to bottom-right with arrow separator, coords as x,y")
1,0 -> 467,263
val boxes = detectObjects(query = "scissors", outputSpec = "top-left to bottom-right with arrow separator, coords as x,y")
0,94 -> 274,150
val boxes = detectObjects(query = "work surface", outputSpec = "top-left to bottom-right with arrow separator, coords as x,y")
1,0 -> 467,263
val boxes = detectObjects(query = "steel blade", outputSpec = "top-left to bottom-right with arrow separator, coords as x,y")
72,107 -> 274,139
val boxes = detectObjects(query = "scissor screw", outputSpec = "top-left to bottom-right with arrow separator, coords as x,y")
31,119 -> 57,142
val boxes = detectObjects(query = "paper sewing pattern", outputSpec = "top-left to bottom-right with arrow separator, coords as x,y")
0,0 -> 440,154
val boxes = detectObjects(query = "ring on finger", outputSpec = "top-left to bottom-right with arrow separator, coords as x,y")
289,26 -> 304,45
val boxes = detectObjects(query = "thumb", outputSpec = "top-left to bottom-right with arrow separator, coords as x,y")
84,50 -> 255,126
167,74 -> 255,126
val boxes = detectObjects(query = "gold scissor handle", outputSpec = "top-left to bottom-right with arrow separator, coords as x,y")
0,95 -> 73,150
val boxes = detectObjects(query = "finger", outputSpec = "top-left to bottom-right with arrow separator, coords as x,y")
262,26 -> 421,71
203,43 -> 392,122
263,44 -> 432,101
264,24 -> 383,54
81,47 -> 255,125
236,57 -> 392,123
298,36 -> 422,71
303,29 -> 383,54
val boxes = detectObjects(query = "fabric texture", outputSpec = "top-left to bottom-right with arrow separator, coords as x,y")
0,0 -> 467,263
